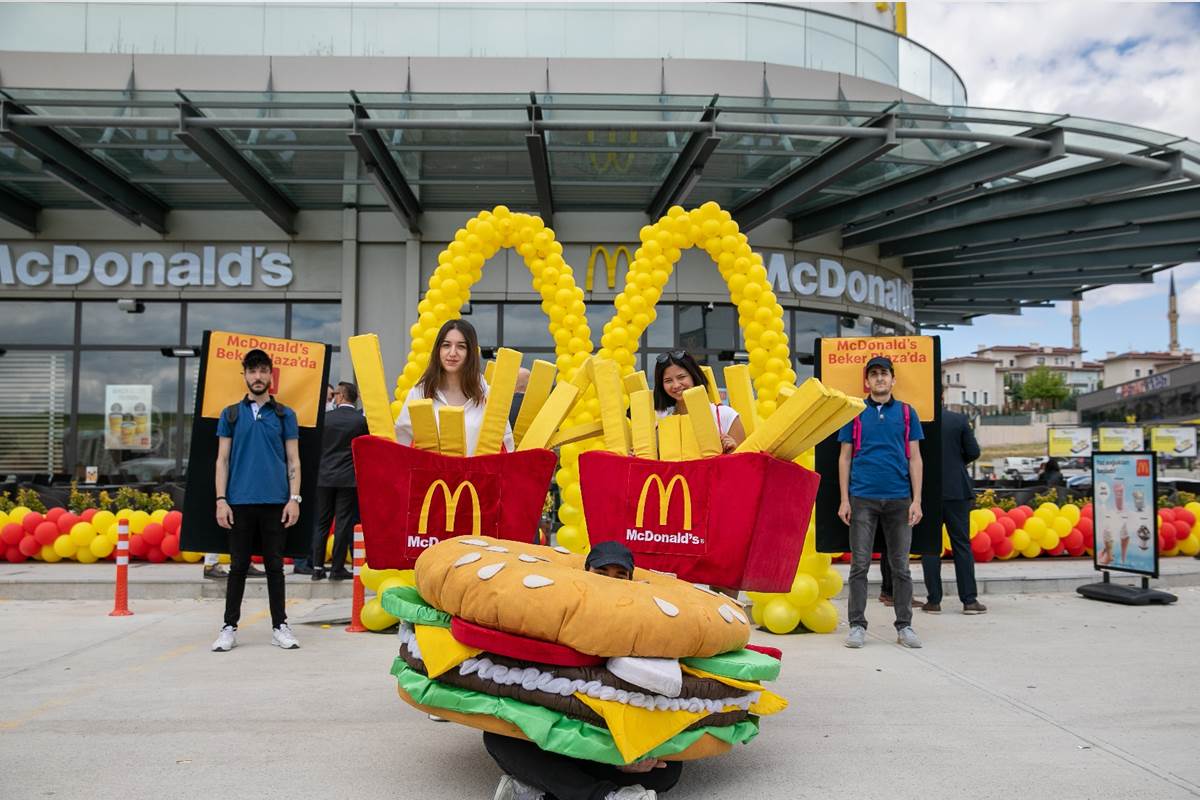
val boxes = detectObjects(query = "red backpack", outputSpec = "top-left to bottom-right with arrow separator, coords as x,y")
852,401 -> 911,457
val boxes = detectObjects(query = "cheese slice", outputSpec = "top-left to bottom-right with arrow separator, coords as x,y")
413,623 -> 482,679
748,689 -> 789,716
680,664 -> 763,693
574,692 -> 708,764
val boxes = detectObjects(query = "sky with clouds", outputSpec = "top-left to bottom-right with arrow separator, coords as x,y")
905,2 -> 1200,359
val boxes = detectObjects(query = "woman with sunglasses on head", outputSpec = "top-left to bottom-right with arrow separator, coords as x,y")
653,350 -> 746,454
394,319 -> 514,456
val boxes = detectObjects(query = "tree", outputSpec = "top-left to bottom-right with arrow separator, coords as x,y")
1021,366 -> 1071,410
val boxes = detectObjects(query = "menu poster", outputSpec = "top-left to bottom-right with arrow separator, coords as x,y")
1048,426 -> 1093,458
1092,452 -> 1158,578
1149,426 -> 1197,458
1098,426 -> 1144,453
104,385 -> 152,451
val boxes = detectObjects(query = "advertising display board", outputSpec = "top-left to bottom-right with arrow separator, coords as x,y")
1098,426 -> 1144,452
1149,426 -> 1197,458
1048,426 -> 1093,458
813,335 -> 942,555
1091,452 -> 1158,578
104,384 -> 152,450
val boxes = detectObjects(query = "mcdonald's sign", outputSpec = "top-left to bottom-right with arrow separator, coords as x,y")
404,470 -> 499,557
585,245 -> 632,292
415,479 -> 482,548
623,465 -> 709,555
635,474 -> 692,530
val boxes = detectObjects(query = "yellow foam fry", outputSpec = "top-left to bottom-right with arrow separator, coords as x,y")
735,378 -> 830,455
629,389 -> 658,459
484,359 -> 496,385
548,421 -> 604,449
657,415 -> 683,461
777,382 -> 797,400
723,364 -> 758,437
438,405 -> 467,456
517,382 -> 581,451
476,347 -> 522,455
570,356 -> 595,392
771,395 -> 841,461
682,385 -> 721,458
574,693 -> 707,764
748,689 -> 790,717
680,664 -> 763,692
513,359 -> 556,447
623,371 -> 649,396
679,418 -> 700,460
348,334 -> 397,439
699,365 -> 721,404
413,624 -> 482,679
407,398 -> 440,452
778,390 -> 866,459
593,358 -> 631,455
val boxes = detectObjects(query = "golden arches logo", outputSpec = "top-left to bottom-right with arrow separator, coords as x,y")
418,479 -> 482,536
635,474 -> 692,530
587,130 -> 638,174
585,245 -> 632,292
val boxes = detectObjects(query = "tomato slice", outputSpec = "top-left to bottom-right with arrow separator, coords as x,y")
449,617 -> 605,668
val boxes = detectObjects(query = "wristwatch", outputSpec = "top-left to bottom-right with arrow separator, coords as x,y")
290,494 -> 302,504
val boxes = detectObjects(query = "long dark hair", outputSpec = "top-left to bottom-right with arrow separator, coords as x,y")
652,350 -> 708,412
418,319 -> 485,405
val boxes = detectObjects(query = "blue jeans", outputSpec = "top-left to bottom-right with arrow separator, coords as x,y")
848,496 -> 912,631
922,499 -> 979,605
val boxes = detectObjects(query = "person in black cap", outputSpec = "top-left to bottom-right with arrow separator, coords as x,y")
584,540 -> 636,580
837,354 -> 925,650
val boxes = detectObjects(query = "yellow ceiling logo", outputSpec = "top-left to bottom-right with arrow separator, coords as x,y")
587,129 -> 638,174
418,479 -> 482,536
635,474 -> 692,530
585,245 -> 631,292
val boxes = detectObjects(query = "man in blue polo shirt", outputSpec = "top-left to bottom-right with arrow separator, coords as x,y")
212,348 -> 302,653
837,355 -> 925,649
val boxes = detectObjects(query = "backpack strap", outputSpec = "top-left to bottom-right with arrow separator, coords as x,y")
852,403 -> 911,456
902,402 -> 911,458
852,415 -> 862,455
223,403 -> 240,429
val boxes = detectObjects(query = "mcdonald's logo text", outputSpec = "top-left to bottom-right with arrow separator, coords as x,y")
417,479 -> 482,540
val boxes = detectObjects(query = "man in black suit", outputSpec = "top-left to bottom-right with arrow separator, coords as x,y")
311,381 -> 369,581
919,407 -> 988,614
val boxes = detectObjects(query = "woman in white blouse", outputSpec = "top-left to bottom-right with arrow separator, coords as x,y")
653,350 -> 746,453
394,319 -> 514,455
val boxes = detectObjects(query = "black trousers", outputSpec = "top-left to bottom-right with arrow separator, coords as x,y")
224,504 -> 288,629
482,733 -> 682,800
313,485 -> 359,570
922,499 -> 979,605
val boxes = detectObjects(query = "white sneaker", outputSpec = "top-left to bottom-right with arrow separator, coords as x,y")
605,787 -> 656,800
212,625 -> 237,652
493,774 -> 544,800
271,623 -> 300,649
428,713 -> 448,722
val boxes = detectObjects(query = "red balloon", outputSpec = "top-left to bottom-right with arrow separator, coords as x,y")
1075,517 -> 1093,536
56,512 -> 79,535
145,545 -> 167,563
971,534 -> 992,557
1159,533 -> 1171,552
1160,523 -> 1179,549
1063,530 -> 1084,552
1080,504 -> 1093,518
1047,541 -> 1066,556
1017,505 -> 1034,517
5,545 -> 26,563
18,535 -> 41,557
1,523 -> 23,546
163,510 -> 183,535
1066,544 -> 1086,557
160,534 -> 181,558
21,512 -> 44,534
975,548 -> 995,563
993,537 -> 1014,558
34,521 -> 60,546
44,507 -> 66,522
986,522 -> 1007,547
998,516 -> 1017,534
1082,529 -> 1095,550
128,534 -> 149,558
251,555 -> 264,564
1159,508 -> 1175,524
1175,508 -> 1196,528
140,523 -> 165,548
79,508 -> 98,523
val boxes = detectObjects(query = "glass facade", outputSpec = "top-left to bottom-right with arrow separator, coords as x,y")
0,299 -> 341,483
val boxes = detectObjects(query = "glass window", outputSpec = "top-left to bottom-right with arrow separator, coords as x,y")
0,301 -> 76,345
81,301 -> 180,345
676,304 -> 737,351
462,303 -> 499,348
791,310 -> 837,380
645,305 -> 675,349
501,304 -> 554,349
931,58 -> 957,106
984,391 -> 989,404
77,351 -> 181,483
806,13 -> 855,75
0,350 -> 72,475
855,22 -> 899,85
840,315 -> 873,337
290,303 -> 341,346
186,302 -> 285,344
898,39 -> 932,98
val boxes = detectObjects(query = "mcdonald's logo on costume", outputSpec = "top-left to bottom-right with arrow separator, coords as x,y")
417,479 -> 483,543
622,464 -> 710,556
634,474 -> 694,531
585,245 -> 632,292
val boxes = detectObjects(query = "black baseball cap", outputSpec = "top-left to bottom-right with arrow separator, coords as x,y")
584,541 -> 635,574
864,355 -> 894,374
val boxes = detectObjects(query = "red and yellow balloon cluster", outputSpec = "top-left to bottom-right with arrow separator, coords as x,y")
356,564 -> 417,632
0,507 -> 197,564
744,517 -> 842,635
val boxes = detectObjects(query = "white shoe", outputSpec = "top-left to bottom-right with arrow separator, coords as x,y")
605,787 -> 656,800
428,713 -> 448,722
212,625 -> 237,652
271,623 -> 300,649
493,774 -> 544,800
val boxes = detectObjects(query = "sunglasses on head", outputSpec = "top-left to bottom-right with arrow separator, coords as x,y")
656,350 -> 688,365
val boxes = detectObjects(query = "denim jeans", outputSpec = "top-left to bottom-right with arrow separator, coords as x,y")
922,499 -> 978,605
848,496 -> 913,631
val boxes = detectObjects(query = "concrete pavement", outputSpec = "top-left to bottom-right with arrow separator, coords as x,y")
2,588 -> 1198,799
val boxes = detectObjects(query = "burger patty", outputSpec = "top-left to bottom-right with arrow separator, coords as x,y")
398,644 -> 751,732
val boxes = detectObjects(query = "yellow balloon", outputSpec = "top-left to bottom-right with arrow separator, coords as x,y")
798,599 -> 839,634
150,509 -> 169,523
53,534 -> 77,558
1178,534 -> 1200,557
182,550 -> 204,563
8,506 -> 30,524
360,564 -> 384,592
1039,530 -> 1059,550
762,598 -> 801,635
1186,501 -> 1200,518
1060,504 -> 1081,524
750,600 -> 766,626
376,576 -> 410,597
1024,517 -> 1048,538
1021,543 -> 1043,559
798,552 -> 832,573
1052,516 -> 1073,536
1011,529 -> 1031,551
69,522 -> 97,547
91,510 -> 116,534
786,573 -> 820,608
90,536 -> 115,559
360,598 -> 399,632
40,544 -> 61,563
556,525 -> 587,553
817,569 -> 844,599
1037,502 -> 1060,515
75,545 -> 98,564
128,510 -> 151,534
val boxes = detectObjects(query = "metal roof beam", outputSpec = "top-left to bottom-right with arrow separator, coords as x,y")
904,218 -> 1200,269
914,287 -> 1087,301
525,93 -> 554,226
0,185 -> 38,232
919,269 -> 1155,291
790,128 -> 1065,240
347,102 -> 422,236
844,151 -> 1183,248
915,311 -> 974,325
881,185 -> 1200,257
647,97 -> 720,222
0,100 -> 168,233
734,114 -> 898,231
174,100 -> 298,235
913,242 -> 1200,281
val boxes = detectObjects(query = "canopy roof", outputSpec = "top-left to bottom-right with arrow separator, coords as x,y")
2,89 -> 1197,327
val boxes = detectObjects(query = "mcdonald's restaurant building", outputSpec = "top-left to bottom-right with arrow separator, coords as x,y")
2,3 -> 1194,486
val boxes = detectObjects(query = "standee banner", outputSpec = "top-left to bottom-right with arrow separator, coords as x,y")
104,384 -> 152,450
1150,426 -> 1197,458
1099,426 -> 1144,453
181,330 -> 330,557
1048,426 -> 1093,458
1092,452 -> 1158,577
813,335 -> 943,555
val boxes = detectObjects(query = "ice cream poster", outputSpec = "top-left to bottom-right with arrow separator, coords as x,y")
1092,452 -> 1158,577
104,384 -> 152,451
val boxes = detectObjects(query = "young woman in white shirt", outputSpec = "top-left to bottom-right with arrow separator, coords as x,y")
653,350 -> 746,453
394,319 -> 514,455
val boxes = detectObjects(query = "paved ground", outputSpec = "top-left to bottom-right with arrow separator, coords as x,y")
2,587 -> 1198,799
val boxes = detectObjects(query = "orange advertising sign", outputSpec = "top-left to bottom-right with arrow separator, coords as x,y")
818,336 -> 937,421
200,331 -> 327,427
